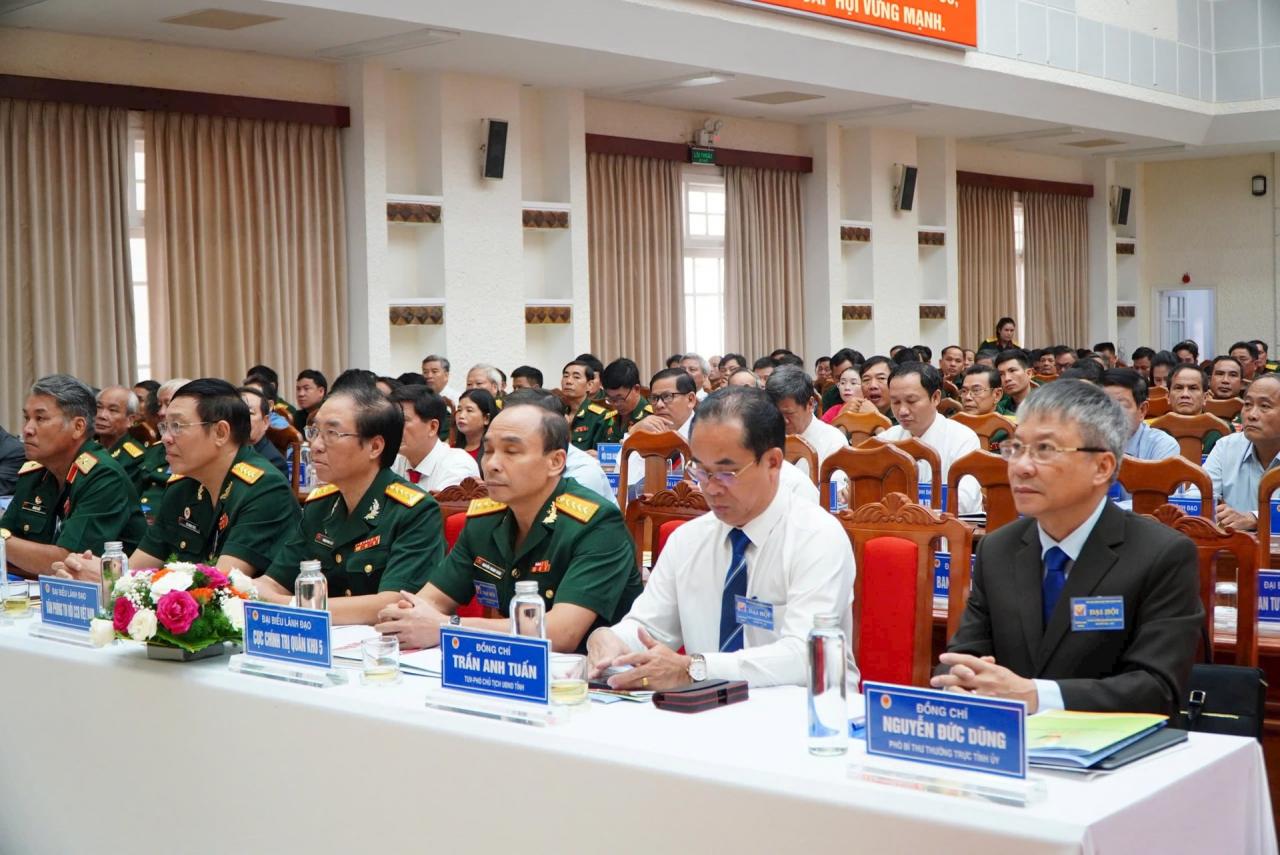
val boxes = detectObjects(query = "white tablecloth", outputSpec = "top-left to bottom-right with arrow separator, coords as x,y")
0,621 -> 1274,855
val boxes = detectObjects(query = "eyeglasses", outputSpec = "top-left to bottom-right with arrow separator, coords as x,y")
158,421 -> 210,437
304,425 -> 360,444
651,392 -> 684,406
685,459 -> 758,489
997,440 -> 1109,464
958,386 -> 991,399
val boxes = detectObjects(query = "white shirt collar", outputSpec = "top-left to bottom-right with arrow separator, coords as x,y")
1037,496 -> 1109,562
414,437 -> 447,474
725,481 -> 790,552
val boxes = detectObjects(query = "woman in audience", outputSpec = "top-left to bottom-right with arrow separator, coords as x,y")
453,388 -> 498,462
821,365 -> 881,424
1150,350 -> 1177,389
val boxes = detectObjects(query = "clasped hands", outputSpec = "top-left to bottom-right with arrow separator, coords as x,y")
929,652 -> 1040,714
374,591 -> 448,649
50,550 -> 101,582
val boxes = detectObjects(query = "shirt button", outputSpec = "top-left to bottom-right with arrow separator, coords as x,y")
335,554 -> 343,564
179,541 -> 186,549
345,589 -> 352,596
544,588 -> 554,599
512,569 -> 520,579
22,524 -> 29,532
364,564 -> 373,575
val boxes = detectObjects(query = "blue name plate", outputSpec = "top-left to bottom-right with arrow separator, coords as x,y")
864,682 -> 1026,779
473,580 -> 500,610
917,483 -> 948,509
596,443 -> 622,473
1259,571 -> 1280,622
1070,596 -> 1125,631
1168,495 -> 1201,515
243,602 -> 332,670
666,473 -> 685,490
605,472 -> 620,494
37,576 -> 99,632
440,625 -> 549,704
828,481 -> 848,513
1271,500 -> 1280,533
932,553 -> 976,599
734,595 -> 774,631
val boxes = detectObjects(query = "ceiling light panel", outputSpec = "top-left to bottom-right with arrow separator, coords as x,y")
162,9 -> 283,30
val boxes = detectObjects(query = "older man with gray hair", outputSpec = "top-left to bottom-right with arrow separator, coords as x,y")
94,385 -> 146,484
1,375 -> 147,577
466,364 -> 505,399
932,379 -> 1202,717
681,353 -> 711,400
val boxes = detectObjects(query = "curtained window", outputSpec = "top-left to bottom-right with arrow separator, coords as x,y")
681,173 -> 726,357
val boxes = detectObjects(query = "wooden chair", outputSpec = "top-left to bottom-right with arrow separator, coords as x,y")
1148,385 -> 1169,400
784,435 -> 820,488
431,476 -> 490,519
1256,468 -> 1280,575
837,493 -> 976,686
1117,455 -> 1213,517
1150,412 -> 1232,462
1205,397 -> 1243,421
623,482 -> 709,571
946,449 -> 1017,531
1149,505 -> 1258,667
871,437 -> 941,510
1146,396 -> 1171,418
617,430 -> 692,515
937,398 -> 962,417
951,411 -> 1016,450
128,422 -> 158,445
942,379 -> 959,399
819,441 -> 917,511
832,410 -> 891,445
266,424 -> 304,492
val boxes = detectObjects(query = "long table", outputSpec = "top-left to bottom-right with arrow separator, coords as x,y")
1,623 -> 1275,855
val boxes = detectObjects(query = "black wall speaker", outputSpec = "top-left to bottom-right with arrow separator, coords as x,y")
1112,186 -> 1132,225
481,118 -> 509,180
894,164 -> 918,211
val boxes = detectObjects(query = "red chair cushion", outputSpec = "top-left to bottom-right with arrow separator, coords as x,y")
655,519 -> 687,560
856,536 -> 920,691
444,512 -> 485,618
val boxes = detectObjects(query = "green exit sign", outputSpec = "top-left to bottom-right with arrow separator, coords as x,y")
689,146 -> 716,165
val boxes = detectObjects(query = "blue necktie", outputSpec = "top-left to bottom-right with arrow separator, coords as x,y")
1042,546 -> 1070,626
718,528 -> 752,652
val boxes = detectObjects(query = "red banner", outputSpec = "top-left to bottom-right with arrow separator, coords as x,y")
728,0 -> 978,49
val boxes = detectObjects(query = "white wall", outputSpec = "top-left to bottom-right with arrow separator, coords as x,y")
585,97 -> 811,156
955,143 -> 1087,184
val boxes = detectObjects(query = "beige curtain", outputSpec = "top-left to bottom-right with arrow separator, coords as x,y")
587,152 -> 683,376
958,184 -> 1017,351
724,165 -> 805,359
1023,191 -> 1089,348
145,112 -> 346,386
1,98 -> 135,430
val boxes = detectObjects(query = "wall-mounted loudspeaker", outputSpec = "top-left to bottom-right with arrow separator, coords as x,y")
481,118 -> 509,180
893,163 -> 917,212
1111,185 -> 1132,226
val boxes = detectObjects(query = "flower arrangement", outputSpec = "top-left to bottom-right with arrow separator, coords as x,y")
90,562 -> 256,653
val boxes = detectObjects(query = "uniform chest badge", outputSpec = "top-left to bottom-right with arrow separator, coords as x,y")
542,504 -> 557,524
218,513 -> 229,531
314,532 -> 335,549
365,498 -> 381,522
221,482 -> 233,501
473,555 -> 504,579
354,535 -> 381,552
62,499 -> 71,516
531,560 -> 551,574
197,485 -> 205,502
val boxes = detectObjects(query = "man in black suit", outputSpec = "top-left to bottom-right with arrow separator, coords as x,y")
0,426 -> 25,496
932,379 -> 1202,717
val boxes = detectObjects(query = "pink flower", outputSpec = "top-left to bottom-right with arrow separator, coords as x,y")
155,590 -> 201,635
201,567 -> 229,589
112,597 -> 136,633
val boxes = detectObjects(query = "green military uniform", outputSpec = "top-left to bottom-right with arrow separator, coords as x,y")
606,396 -> 653,442
428,477 -> 642,653
821,384 -> 842,411
264,468 -> 444,598
135,442 -> 170,520
995,394 -> 1025,418
1202,430 -> 1224,458
569,400 -> 616,451
0,441 -> 147,555
103,433 -> 146,486
136,445 -> 298,570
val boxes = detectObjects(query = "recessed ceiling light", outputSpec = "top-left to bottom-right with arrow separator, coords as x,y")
1064,138 -> 1125,148
614,72 -> 736,98
734,91 -> 824,105
162,9 -> 283,30
317,27 -> 460,60
966,126 -> 1079,145
1102,144 -> 1187,158
814,102 -> 929,122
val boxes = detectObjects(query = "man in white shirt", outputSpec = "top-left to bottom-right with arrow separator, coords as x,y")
587,387 -> 857,690
421,354 -> 461,405
878,361 -> 982,515
390,385 -> 478,490
681,353 -> 711,400
765,366 -> 848,477
625,368 -> 698,488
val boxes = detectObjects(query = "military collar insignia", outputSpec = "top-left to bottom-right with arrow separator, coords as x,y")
365,498 -> 381,522
542,503 -> 558,525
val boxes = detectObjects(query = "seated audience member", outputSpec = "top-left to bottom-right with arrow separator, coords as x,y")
135,378 -> 189,513
1168,364 -> 1224,455
1093,342 -> 1117,368
79,379 -> 297,577
1229,341 -> 1260,381
681,353 -> 711,399
933,380 -> 1202,716
395,372 -> 427,388
293,370 -> 328,430
375,376 -> 402,397
938,345 -> 965,385
766,366 -> 849,477
454,389 -> 498,462
94,385 -> 146,483
774,352 -> 805,369
665,353 -> 685,369
813,355 -> 833,386
1173,340 -> 1200,365
1149,350 -> 1177,388
1130,347 -> 1156,379
752,356 -> 777,385
889,345 -> 911,363
1034,349 -> 1058,377
1060,360 -> 1104,384
1252,339 -> 1278,374
601,358 -> 652,439
878,362 -> 981,514
1101,369 -> 1179,461
238,386 -> 289,479
1210,355 -> 1246,400
133,379 -> 160,425
510,365 -> 543,390
626,368 -> 698,488
859,355 -> 895,419
586,387 -> 857,689
1052,345 -> 1077,375
0,425 -> 25,496
974,349 -> 999,368
719,352 -> 747,376
727,369 -> 761,388
821,364 -> 880,424
959,365 -> 1010,449
421,354 -> 460,404
255,386 -> 443,624
962,348 -> 976,370
512,389 -> 616,504
575,354 -> 605,399
820,348 -> 862,410
995,349 -> 1035,417
466,364 -> 505,398
563,360 -> 613,452
913,344 -> 933,366
244,364 -> 297,426
1204,374 -> 1280,531
375,398 -> 642,653
977,317 -> 1018,354
390,385 -> 478,490
2,375 -> 146,577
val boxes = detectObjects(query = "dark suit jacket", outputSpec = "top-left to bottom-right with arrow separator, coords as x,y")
0,428 -> 25,496
944,500 -> 1202,717
253,436 -> 290,481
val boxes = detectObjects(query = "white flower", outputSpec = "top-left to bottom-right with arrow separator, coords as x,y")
221,596 -> 245,630
228,568 -> 256,597
127,608 -> 157,642
89,619 -> 116,648
166,562 -> 198,575
150,571 -> 194,599
113,570 -> 147,597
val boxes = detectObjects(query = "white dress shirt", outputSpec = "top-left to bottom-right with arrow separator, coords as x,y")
879,415 -> 982,515
625,415 -> 693,488
610,484 -> 859,688
411,438 -> 480,492
798,415 -> 850,474
565,445 -> 618,506
779,460 -> 819,503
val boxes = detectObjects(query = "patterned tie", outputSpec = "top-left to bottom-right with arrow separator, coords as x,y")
1042,546 -> 1070,626
407,469 -> 421,484
718,528 -> 752,652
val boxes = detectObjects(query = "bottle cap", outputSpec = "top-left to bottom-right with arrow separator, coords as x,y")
300,560 -> 322,573
514,580 -> 539,594
103,541 -> 123,553
813,613 -> 841,629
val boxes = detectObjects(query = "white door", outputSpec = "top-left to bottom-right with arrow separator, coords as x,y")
1158,289 -> 1214,357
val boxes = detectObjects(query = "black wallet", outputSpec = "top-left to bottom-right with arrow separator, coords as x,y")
651,679 -> 749,713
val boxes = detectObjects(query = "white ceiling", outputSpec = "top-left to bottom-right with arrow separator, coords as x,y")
2,0 -> 1276,160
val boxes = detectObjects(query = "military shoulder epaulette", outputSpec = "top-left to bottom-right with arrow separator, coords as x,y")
467,498 -> 508,517
231,461 -> 265,484
554,493 -> 599,524
75,453 -> 98,475
385,481 -> 426,508
306,483 -> 340,503
18,461 -> 43,475
587,403 -> 608,415
122,441 -> 144,458
167,473 -> 188,484
642,404 -> 654,414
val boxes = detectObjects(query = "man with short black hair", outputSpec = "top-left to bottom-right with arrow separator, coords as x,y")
959,365 -> 1011,451
1130,347 -> 1155,379
1210,355 -> 1246,400
376,399 -> 643,653
1204,374 -> 1280,532
938,345 -> 965,384
814,356 -> 833,386
576,354 -> 606,399
765,366 -> 848,476
1100,369 -> 1179,479
94,385 -> 146,483
2,375 -> 146,577
563,360 -> 614,452
1230,341 -> 1260,381
134,378 -> 189,516
1052,345 -> 1077,375
720,353 -> 747,376
511,365 -> 543,390
1032,349 -> 1057,377
1173,341 -> 1200,364
752,356 -> 777,385
587,387 -> 857,690
294,370 -> 328,430
1093,342 -> 1117,368
390,385 -> 479,491
1251,339 -> 1278,374
995,349 -> 1035,416
255,386 -> 444,625
245,364 -> 297,426
860,355 -> 895,419
239,386 -> 289,479
601,358 -> 652,439
1168,364 -> 1223,455
421,354 -> 461,404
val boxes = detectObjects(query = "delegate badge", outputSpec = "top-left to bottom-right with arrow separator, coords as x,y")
1070,596 -> 1125,632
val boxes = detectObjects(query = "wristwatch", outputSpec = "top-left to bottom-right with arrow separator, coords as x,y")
688,653 -> 707,682
448,614 -> 462,626
0,528 -> 10,541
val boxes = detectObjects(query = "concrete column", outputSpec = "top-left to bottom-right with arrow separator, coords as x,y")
1085,157 -> 1117,346
802,121 -> 842,359
341,61 -> 388,372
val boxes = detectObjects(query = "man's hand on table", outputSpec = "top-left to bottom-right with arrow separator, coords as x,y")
1216,505 -> 1258,532
601,627 -> 692,692
374,591 -> 448,649
930,652 -> 1040,713
51,550 -> 101,582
